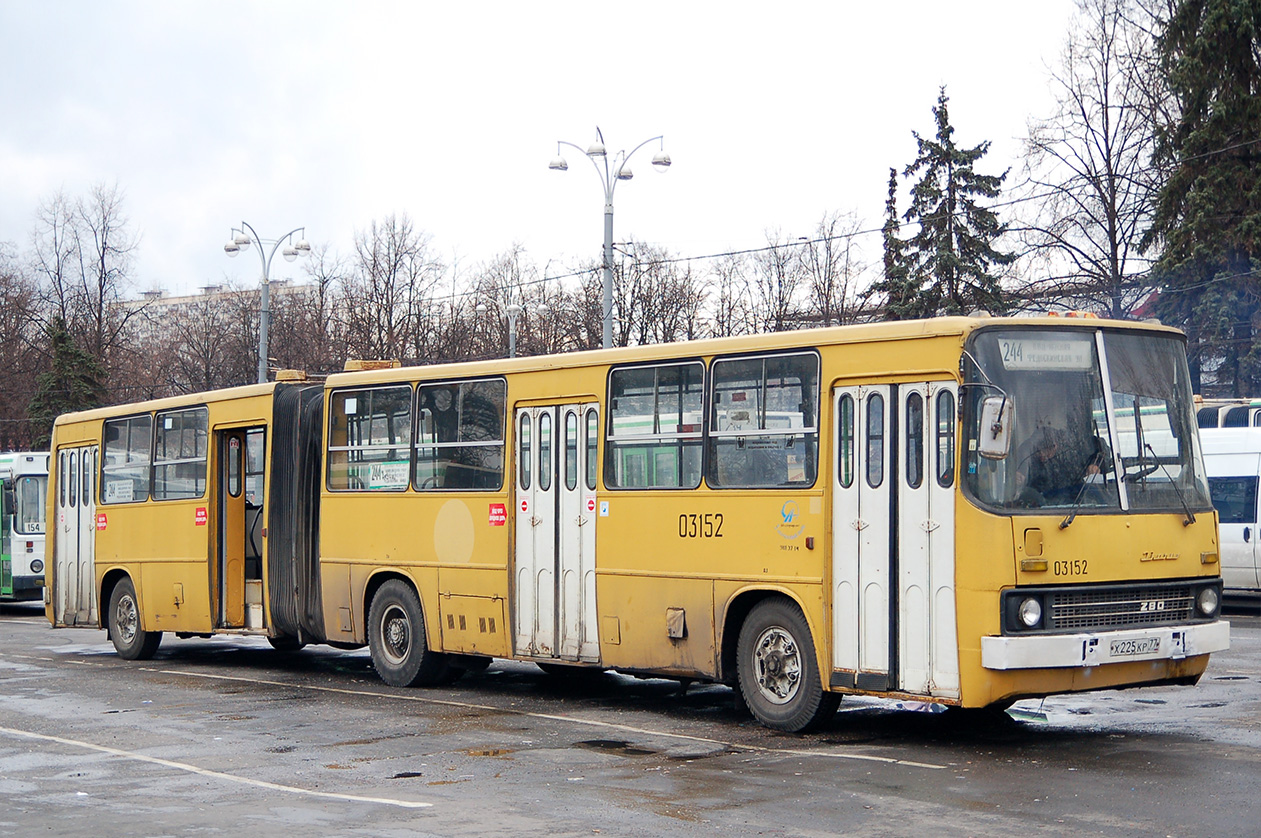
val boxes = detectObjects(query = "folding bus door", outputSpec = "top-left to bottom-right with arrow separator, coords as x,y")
832,382 -> 960,698
514,403 -> 600,661
54,445 -> 97,627
832,385 -> 894,690
895,383 -> 959,698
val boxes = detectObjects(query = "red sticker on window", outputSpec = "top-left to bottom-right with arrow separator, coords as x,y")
489,503 -> 507,526
96,512 -> 107,531
195,507 -> 208,526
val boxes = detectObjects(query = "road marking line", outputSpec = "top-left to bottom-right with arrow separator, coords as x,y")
146,668 -> 945,770
0,724 -> 432,809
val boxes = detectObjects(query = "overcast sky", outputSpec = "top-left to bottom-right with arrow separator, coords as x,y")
1,0 -> 1077,299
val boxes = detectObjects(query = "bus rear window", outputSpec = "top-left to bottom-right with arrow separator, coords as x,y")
153,407 -> 209,500
606,362 -> 703,489
102,415 -> 152,504
708,352 -> 819,489
327,386 -> 412,491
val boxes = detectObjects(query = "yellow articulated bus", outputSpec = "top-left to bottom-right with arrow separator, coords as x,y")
46,316 -> 1229,731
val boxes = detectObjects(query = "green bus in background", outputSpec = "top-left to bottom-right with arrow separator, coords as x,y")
0,452 -> 50,601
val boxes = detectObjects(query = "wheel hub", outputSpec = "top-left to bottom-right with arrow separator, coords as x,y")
753,626 -> 801,705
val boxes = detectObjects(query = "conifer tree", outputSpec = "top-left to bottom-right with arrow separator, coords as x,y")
28,317 -> 106,447
869,168 -> 925,319
1146,0 -> 1261,396
902,89 -> 1013,315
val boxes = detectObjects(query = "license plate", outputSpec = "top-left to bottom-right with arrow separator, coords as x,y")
1110,637 -> 1160,657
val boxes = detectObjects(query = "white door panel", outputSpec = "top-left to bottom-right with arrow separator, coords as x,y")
54,446 -> 97,627
514,404 -> 599,661
832,382 -> 958,698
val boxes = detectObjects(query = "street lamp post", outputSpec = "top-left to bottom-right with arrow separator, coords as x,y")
550,127 -> 671,349
224,222 -> 311,383
477,299 -> 547,358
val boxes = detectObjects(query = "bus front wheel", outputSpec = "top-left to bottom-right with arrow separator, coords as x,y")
736,597 -> 839,733
368,580 -> 450,687
108,577 -> 163,661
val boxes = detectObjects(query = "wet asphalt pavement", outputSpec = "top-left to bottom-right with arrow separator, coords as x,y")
2,600 -> 1260,837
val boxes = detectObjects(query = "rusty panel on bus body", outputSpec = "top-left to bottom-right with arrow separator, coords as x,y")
595,491 -> 827,677
317,493 -> 511,651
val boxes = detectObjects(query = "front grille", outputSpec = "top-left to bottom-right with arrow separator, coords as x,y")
1050,584 -> 1195,630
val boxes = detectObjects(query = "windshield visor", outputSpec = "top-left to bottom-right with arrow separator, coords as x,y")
963,328 -> 1211,515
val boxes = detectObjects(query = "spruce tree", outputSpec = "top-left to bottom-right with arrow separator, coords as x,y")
902,88 -> 1013,315
869,168 -> 926,319
1147,0 -> 1261,396
28,317 -> 107,447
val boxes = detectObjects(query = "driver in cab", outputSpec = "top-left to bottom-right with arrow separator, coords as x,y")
1015,426 -> 1104,507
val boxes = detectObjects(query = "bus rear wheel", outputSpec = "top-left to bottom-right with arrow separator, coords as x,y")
736,597 -> 839,733
108,577 -> 162,661
368,580 -> 450,687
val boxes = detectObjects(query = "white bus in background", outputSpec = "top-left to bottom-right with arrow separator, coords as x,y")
0,451 -> 50,601
1197,398 -> 1261,429
1201,428 -> 1261,598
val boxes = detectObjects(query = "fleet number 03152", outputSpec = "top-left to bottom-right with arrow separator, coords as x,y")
678,513 -> 724,538
1054,559 -> 1088,576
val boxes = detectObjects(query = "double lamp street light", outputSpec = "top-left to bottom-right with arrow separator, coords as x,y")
224,222 -> 310,384
550,128 -> 671,350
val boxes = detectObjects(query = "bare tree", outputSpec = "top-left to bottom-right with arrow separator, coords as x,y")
1017,0 -> 1159,316
342,214 -> 444,362
73,182 -> 141,362
706,253 -> 754,338
0,245 -> 42,447
750,231 -> 802,333
801,211 -> 869,326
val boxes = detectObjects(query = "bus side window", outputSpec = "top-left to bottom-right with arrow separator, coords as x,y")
585,408 -> 598,491
519,413 -> 531,490
866,393 -> 884,489
936,390 -> 956,488
906,392 -> 924,489
69,452 -> 78,508
837,394 -> 854,488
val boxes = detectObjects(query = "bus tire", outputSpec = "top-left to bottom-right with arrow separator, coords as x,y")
368,580 -> 450,687
267,635 -> 305,652
108,577 -> 163,661
736,597 -> 838,733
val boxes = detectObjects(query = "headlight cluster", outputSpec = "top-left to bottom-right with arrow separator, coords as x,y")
30,559 -> 44,574
1196,586 -> 1220,618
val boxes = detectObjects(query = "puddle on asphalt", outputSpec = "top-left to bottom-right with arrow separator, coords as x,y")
391,771 -> 424,779
576,739 -> 658,757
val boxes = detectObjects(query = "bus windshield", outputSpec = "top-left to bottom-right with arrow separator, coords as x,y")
16,475 -> 47,534
963,327 -> 1212,515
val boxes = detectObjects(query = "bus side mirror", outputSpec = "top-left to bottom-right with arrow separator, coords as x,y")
2,486 -> 14,514
978,396 -> 1012,459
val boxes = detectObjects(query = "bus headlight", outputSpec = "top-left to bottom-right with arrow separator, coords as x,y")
1018,597 -> 1043,628
1196,587 -> 1220,617
30,559 -> 44,574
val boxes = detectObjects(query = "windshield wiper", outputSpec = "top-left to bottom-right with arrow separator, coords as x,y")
1142,442 -> 1197,527
1059,449 -> 1109,530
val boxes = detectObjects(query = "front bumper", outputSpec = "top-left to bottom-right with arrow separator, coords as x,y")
981,620 -> 1230,670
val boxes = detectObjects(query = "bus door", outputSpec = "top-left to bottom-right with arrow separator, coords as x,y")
831,383 -> 959,698
53,446 -> 97,627
513,403 -> 600,661
894,383 -> 959,698
217,427 -> 264,629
